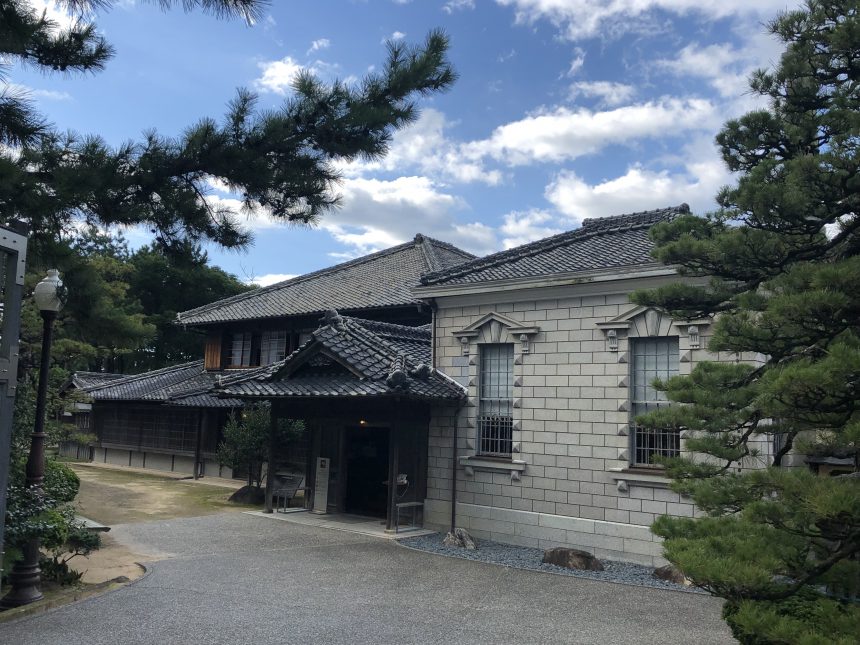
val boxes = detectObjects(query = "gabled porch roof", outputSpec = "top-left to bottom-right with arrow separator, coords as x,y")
217,312 -> 466,402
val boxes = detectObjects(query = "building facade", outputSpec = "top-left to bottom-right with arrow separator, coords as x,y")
414,206 -> 771,565
78,235 -> 474,478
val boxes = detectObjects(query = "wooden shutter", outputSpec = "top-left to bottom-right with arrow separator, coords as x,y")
204,330 -> 223,371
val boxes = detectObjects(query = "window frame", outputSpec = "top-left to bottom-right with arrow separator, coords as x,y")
629,336 -> 680,468
228,331 -> 253,368
477,343 -> 514,458
260,329 -> 288,365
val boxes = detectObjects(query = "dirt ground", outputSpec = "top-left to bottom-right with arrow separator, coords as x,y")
71,464 -> 255,526
67,464 -> 259,584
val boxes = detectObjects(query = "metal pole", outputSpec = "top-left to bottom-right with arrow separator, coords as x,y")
0,229 -> 26,591
1,310 -> 55,608
450,410 -> 458,534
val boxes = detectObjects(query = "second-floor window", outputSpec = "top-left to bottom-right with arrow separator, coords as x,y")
631,337 -> 680,467
260,330 -> 288,365
478,344 -> 514,457
230,332 -> 253,367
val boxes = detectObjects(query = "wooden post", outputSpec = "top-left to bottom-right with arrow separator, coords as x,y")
264,402 -> 277,513
386,402 -> 400,532
193,409 -> 204,479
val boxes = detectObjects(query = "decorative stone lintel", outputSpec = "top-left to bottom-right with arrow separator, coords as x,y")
459,456 -> 527,474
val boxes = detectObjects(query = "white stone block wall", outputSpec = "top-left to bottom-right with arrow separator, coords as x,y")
424,284 -> 772,565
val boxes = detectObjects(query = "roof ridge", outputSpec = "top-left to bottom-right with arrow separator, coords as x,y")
341,316 -> 431,340
420,204 -> 688,286
415,234 -> 441,273
88,360 -> 204,392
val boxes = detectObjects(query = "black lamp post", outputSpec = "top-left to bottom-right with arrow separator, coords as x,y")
1,270 -> 63,609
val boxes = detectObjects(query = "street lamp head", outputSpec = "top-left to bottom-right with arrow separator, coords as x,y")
33,269 -> 64,313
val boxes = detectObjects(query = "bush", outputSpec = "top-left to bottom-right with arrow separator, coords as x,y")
45,459 -> 80,503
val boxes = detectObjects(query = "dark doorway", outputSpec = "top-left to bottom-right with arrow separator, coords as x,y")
344,426 -> 389,517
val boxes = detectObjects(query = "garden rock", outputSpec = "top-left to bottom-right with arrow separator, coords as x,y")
228,485 -> 265,505
652,564 -> 689,585
442,528 -> 477,550
542,547 -> 604,571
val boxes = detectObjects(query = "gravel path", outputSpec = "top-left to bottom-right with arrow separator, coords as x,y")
400,532 -> 701,594
1,514 -> 733,644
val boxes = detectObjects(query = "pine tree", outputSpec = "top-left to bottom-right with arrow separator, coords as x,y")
1,1 -> 457,256
633,2 -> 859,642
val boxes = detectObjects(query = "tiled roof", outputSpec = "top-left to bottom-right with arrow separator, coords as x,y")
176,234 -> 474,326
419,205 -> 689,287
218,313 -> 465,402
88,361 -> 242,408
68,372 -> 125,391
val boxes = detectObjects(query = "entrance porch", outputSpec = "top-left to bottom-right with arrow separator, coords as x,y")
267,398 -> 431,533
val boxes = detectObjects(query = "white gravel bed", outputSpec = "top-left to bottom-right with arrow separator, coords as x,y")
399,532 -> 703,593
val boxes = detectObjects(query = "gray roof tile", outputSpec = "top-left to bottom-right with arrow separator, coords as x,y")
69,372 -> 125,391
219,313 -> 464,402
419,205 -> 689,287
89,361 -> 242,408
177,234 -> 473,326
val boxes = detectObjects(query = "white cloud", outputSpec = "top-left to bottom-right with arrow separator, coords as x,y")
567,48 -> 586,76
246,273 -> 298,287
321,175 -> 497,256
254,57 -> 305,94
545,136 -> 732,222
389,31 -> 407,41
5,83 -> 71,102
500,209 -> 564,249
568,81 -> 635,106
307,38 -> 331,55
464,98 -> 719,166
337,109 -> 502,185
496,0 -> 798,41
30,1 -> 76,31
443,0 -> 476,13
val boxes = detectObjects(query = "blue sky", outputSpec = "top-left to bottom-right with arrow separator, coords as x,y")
13,0 -> 797,285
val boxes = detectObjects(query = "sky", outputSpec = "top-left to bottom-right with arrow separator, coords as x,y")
12,0 -> 799,286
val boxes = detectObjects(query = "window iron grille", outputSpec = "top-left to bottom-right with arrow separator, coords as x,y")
478,344 -> 514,457
631,337 -> 680,467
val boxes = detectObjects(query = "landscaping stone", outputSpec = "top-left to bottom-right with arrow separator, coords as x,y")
442,528 -> 477,550
652,564 -> 688,585
399,533 -> 703,593
542,547 -> 604,571
228,485 -> 265,505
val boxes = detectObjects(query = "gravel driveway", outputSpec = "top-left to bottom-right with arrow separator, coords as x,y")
0,513 -> 735,644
